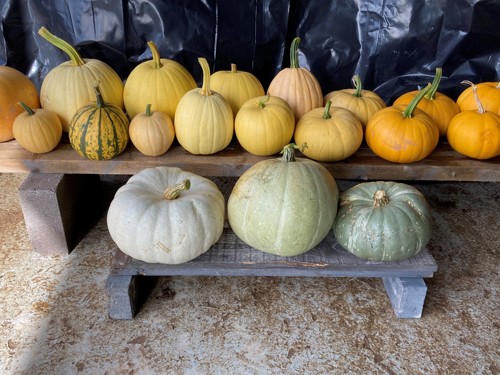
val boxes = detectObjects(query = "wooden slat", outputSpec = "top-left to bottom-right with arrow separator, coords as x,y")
1,137 -> 499,181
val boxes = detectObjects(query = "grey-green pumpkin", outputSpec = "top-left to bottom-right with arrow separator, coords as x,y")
333,181 -> 432,261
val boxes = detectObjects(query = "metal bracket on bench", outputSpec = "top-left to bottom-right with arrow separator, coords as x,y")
383,277 -> 428,318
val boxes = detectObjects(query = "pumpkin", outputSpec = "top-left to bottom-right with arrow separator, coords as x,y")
38,26 -> 124,132
0,66 -> 40,142
365,84 -> 440,163
69,82 -> 129,160
456,81 -> 500,115
267,37 -> 323,120
333,181 -> 433,262
129,104 -> 175,156
393,68 -> 460,136
13,102 -> 62,153
174,57 -> 233,155
447,81 -> 500,159
107,166 -> 225,264
228,143 -> 339,257
323,75 -> 386,128
123,41 -> 197,120
234,94 -> 295,155
294,100 -> 363,162
210,63 -> 265,115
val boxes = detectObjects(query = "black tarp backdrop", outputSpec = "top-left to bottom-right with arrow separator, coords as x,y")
1,0 -> 499,104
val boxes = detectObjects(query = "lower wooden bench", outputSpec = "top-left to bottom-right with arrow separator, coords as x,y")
105,228 -> 438,320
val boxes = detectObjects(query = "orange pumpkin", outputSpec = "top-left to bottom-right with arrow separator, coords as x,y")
0,66 -> 40,142
393,68 -> 460,136
456,81 -> 500,115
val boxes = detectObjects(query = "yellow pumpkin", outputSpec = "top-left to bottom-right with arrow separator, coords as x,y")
447,81 -> 500,159
0,66 -> 40,142
13,102 -> 62,153
323,75 -> 386,128
129,104 -> 175,156
210,63 -> 265,115
294,100 -> 363,162
123,41 -> 197,120
235,94 -> 295,156
38,27 -> 124,132
174,58 -> 233,155
267,37 -> 323,120
393,68 -> 460,136
456,81 -> 500,115
365,84 -> 440,163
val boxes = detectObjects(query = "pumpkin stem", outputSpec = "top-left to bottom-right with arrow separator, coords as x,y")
198,57 -> 212,96
280,143 -> 307,162
259,94 -> 271,109
147,41 -> 163,69
352,75 -> 363,97
323,100 -> 332,119
402,83 -> 433,118
425,67 -> 442,100
461,80 -> 485,114
164,179 -> 191,200
230,63 -> 238,73
289,37 -> 301,69
144,104 -> 153,117
18,101 -> 35,116
373,190 -> 389,207
92,81 -> 106,108
38,26 -> 85,66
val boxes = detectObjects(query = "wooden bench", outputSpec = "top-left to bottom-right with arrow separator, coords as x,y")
2,137 -> 499,319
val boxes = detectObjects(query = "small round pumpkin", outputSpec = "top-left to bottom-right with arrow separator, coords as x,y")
174,57 -> 233,155
456,81 -> 500,115
267,37 -> 323,121
228,143 -> 339,257
333,181 -> 433,262
365,84 -> 440,163
129,104 -> 175,156
69,83 -> 129,160
123,41 -> 197,120
294,100 -> 363,162
447,81 -> 500,159
210,63 -> 265,115
38,27 -> 124,132
107,166 -> 225,264
393,68 -> 460,136
13,102 -> 62,153
234,94 -> 295,156
0,66 -> 40,142
323,75 -> 386,128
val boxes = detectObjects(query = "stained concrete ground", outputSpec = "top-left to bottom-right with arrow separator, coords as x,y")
0,172 -> 498,375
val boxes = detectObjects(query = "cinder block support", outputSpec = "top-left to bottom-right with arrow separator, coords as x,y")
17,173 -> 102,255
383,277 -> 428,318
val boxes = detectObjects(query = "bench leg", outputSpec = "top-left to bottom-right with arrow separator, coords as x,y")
382,277 -> 428,318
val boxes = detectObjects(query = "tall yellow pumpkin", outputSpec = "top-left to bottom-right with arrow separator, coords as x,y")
123,41 -> 197,120
174,58 -> 234,155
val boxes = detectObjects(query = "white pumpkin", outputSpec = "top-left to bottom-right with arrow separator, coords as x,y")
107,166 -> 225,264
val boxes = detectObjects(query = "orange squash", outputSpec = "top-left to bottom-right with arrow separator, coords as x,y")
456,81 -> 500,115
0,66 -> 40,142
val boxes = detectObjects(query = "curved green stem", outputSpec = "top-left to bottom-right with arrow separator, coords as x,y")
147,41 -> 163,69
198,57 -> 212,96
373,190 -> 389,207
289,37 -> 301,69
18,101 -> 35,116
280,143 -> 306,162
163,179 -> 191,200
462,80 -> 485,114
323,100 -> 332,119
258,94 -> 270,109
352,75 -> 363,97
144,103 -> 153,116
38,26 -> 85,66
402,83 -> 432,118
425,67 -> 442,100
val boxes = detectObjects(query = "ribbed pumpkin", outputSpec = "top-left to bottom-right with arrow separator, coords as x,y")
333,181 -> 433,262
228,143 -> 339,257
0,66 -> 40,142
447,81 -> 500,159
393,68 -> 460,136
323,75 -> 386,128
107,166 -> 225,264
267,37 -> 323,121
38,27 -> 124,132
365,84 -> 440,163
234,94 -> 295,155
210,63 -> 265,115
129,104 -> 175,156
123,41 -> 197,120
456,81 -> 500,115
69,83 -> 129,160
174,57 -> 233,155
294,100 -> 363,162
13,102 -> 62,153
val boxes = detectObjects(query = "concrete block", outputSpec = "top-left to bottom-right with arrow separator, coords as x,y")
383,277 -> 428,318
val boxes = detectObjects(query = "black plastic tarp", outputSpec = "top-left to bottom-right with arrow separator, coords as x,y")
1,0 -> 499,104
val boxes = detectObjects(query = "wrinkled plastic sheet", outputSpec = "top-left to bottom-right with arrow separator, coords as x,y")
1,0 -> 499,103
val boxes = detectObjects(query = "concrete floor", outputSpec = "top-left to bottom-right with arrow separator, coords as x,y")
0,172 -> 498,374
